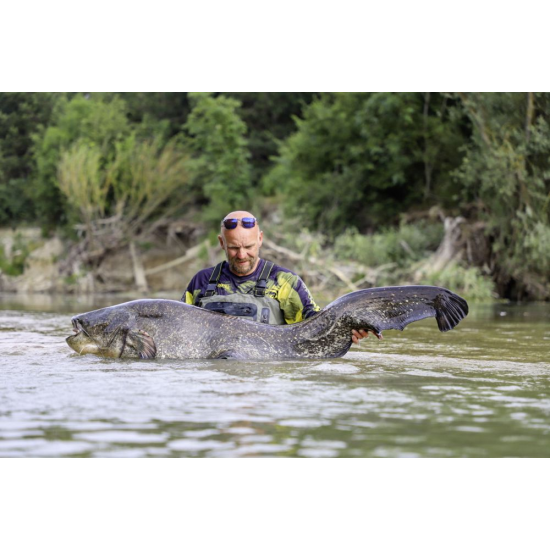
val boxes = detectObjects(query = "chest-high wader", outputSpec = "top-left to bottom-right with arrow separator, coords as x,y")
198,261 -> 285,325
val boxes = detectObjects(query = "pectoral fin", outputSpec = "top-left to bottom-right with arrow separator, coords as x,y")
126,329 -> 157,359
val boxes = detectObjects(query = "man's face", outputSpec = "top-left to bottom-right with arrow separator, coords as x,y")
219,224 -> 263,276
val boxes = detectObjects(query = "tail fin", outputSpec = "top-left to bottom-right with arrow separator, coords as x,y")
328,285 -> 469,334
434,291 -> 469,332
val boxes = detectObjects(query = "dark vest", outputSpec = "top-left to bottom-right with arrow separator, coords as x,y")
198,261 -> 285,325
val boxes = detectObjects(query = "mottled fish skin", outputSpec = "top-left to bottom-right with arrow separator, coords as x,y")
66,286 -> 468,360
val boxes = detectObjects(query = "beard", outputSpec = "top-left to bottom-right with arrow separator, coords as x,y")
228,255 -> 258,275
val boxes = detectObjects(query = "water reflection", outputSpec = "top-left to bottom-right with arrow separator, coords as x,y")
0,294 -> 549,457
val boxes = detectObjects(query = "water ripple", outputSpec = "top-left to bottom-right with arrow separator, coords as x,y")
1,304 -> 550,457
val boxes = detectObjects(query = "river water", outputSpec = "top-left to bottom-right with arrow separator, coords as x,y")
1,293 -> 549,458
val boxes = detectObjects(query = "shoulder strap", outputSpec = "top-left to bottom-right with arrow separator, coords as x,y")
253,261 -> 274,297
203,262 -> 224,297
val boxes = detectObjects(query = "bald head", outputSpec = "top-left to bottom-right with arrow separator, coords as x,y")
220,210 -> 258,231
219,211 -> 263,276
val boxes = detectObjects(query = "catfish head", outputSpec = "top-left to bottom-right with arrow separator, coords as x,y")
66,303 -> 157,359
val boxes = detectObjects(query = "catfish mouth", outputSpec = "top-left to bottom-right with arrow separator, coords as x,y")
67,318 -> 90,341
71,317 -> 88,337
66,317 -> 100,355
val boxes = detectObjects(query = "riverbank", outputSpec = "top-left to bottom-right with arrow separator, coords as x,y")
0,217 -> 521,303
0,225 -> 219,296
0,223 -> 385,300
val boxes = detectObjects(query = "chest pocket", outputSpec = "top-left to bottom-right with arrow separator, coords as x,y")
203,301 -> 257,318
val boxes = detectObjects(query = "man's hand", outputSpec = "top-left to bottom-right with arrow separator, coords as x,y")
351,329 -> 383,344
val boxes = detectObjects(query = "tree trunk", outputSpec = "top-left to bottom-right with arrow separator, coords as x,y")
129,241 -> 149,293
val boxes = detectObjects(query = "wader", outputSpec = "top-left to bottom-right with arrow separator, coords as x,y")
198,261 -> 285,325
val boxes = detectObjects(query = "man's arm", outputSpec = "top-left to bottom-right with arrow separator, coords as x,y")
274,273 -> 320,324
181,277 -> 196,304
181,270 -> 210,305
295,276 -> 321,320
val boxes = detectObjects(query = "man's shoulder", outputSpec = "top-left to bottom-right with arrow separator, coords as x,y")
194,265 -> 217,277
267,261 -> 298,278
187,264 -> 218,290
266,261 -> 312,294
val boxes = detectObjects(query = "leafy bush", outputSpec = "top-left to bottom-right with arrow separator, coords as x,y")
56,134 -> 189,245
334,222 -> 443,267
263,92 -> 467,235
419,264 -> 496,301
33,94 -> 131,229
0,235 -> 35,276
57,141 -> 108,231
108,135 -> 189,235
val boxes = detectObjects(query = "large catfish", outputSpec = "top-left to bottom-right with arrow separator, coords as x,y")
66,286 -> 468,360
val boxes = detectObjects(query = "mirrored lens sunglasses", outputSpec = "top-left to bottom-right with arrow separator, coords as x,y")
222,217 -> 257,229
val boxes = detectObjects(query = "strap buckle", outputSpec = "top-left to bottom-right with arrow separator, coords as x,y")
253,261 -> 274,297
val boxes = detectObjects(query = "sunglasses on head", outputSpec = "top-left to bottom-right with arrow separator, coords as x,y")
222,217 -> 257,229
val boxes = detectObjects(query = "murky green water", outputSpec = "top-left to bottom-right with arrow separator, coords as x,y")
0,293 -> 548,457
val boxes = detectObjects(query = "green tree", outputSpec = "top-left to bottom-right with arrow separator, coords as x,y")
0,92 -> 58,225
118,92 -> 317,187
57,134 -> 189,239
108,135 -> 189,237
118,92 -> 191,140
57,141 -> 109,238
454,92 -> 550,299
264,92 -> 467,235
33,93 -> 131,230
183,93 -> 252,226
56,134 -> 189,291
225,92 -> 318,186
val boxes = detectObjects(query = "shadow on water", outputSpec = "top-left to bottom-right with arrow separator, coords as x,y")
0,293 -> 549,457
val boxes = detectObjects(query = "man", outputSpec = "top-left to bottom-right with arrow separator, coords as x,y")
182,210 -> 375,343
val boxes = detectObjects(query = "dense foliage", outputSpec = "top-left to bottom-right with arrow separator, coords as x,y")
264,92 -> 467,233
0,92 -> 548,300
183,93 -> 252,225
0,93 -> 58,225
454,93 -> 550,299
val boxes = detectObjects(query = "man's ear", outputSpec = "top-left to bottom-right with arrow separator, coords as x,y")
258,230 -> 263,248
218,235 -> 225,249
